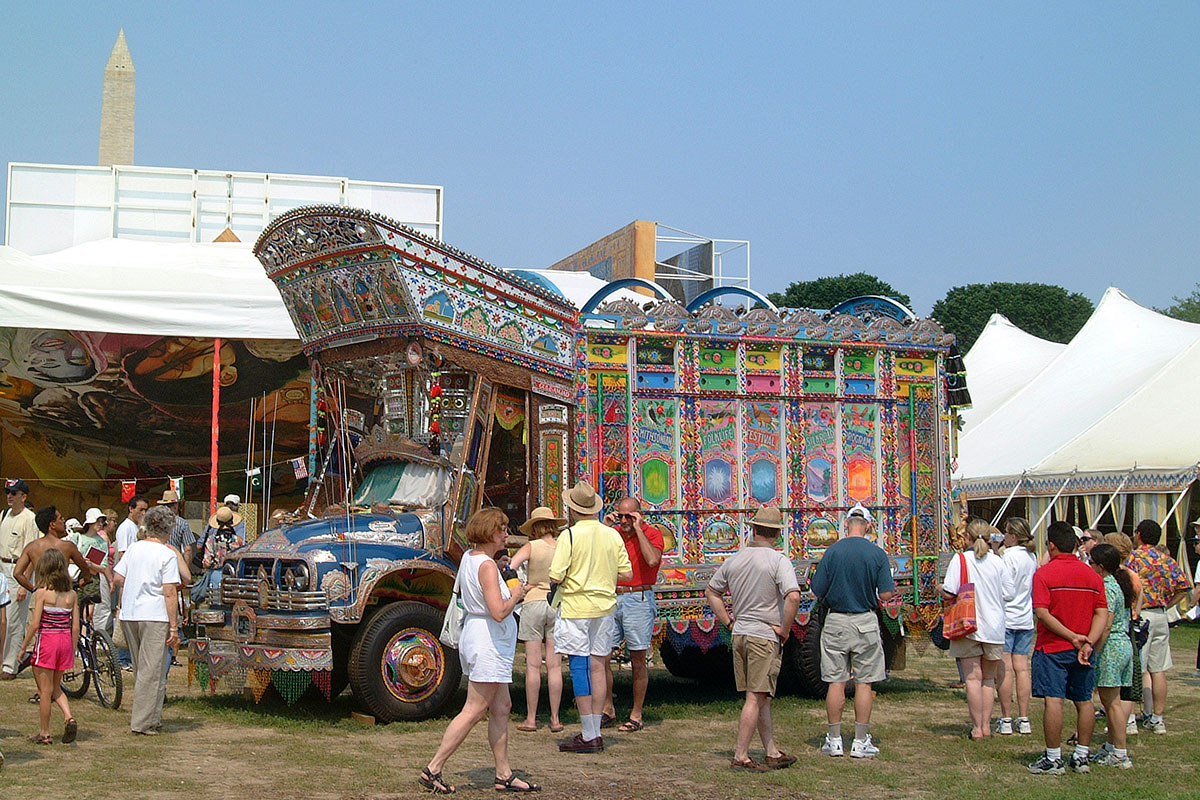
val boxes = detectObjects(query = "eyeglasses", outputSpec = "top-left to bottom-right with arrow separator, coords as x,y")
618,514 -> 635,520
4,489 -> 17,495
1079,536 -> 1094,543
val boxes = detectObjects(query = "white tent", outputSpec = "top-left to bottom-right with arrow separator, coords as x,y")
959,313 -> 1065,434
0,240 -> 646,339
955,288 -> 1200,540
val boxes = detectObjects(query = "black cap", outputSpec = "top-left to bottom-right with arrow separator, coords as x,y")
5,478 -> 30,494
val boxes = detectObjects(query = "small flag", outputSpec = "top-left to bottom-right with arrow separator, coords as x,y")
290,458 -> 309,480
169,477 -> 184,501
121,480 -> 137,503
247,467 -> 262,489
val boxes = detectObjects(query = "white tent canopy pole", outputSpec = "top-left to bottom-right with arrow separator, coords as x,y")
1159,476 -> 1196,528
1092,466 -> 1136,531
990,472 -> 1027,527
1031,470 -> 1078,533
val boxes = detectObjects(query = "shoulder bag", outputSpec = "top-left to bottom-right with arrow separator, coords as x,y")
439,565 -> 465,649
943,552 -> 978,640
546,528 -> 573,609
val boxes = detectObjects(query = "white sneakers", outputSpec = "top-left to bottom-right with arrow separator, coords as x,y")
850,736 -> 880,759
821,733 -> 880,758
997,717 -> 1013,735
1015,717 -> 1032,735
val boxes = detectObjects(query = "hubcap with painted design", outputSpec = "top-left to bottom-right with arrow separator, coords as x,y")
381,627 -> 444,702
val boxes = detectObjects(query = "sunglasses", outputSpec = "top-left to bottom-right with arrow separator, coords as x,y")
4,489 -> 18,495
618,513 -> 636,520
1079,536 -> 1094,543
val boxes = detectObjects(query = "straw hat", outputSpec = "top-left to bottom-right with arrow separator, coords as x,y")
519,506 -> 567,536
564,481 -> 603,515
157,489 -> 181,505
749,507 -> 785,530
208,505 -> 244,528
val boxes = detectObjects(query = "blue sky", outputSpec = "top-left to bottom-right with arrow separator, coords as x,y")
2,2 -> 1198,314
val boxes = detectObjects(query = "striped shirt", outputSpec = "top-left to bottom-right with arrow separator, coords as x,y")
1032,553 -> 1106,654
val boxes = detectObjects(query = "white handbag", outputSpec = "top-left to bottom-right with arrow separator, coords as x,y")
439,569 -> 465,649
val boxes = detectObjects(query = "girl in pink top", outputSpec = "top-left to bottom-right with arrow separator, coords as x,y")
19,548 -> 80,744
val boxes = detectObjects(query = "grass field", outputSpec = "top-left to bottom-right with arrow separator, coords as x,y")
1,624 -> 1196,799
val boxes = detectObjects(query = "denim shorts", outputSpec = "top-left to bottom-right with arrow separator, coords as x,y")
1032,648 -> 1095,702
610,591 -> 656,652
1004,628 -> 1034,656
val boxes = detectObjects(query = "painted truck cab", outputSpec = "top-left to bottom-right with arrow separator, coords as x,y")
189,205 -> 965,720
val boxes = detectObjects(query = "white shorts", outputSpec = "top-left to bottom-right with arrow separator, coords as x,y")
553,613 -> 617,657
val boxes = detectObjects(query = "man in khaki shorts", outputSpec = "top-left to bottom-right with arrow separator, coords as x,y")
705,507 -> 800,772
810,503 -> 896,758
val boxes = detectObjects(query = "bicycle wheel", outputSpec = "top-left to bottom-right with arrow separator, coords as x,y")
61,638 -> 91,699
91,630 -> 124,710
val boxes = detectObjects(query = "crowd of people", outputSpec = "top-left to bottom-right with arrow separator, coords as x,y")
0,479 -> 246,765
1,472 -> 1196,787
941,514 -> 1195,774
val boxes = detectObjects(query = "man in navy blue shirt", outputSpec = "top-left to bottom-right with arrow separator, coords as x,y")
810,503 -> 895,759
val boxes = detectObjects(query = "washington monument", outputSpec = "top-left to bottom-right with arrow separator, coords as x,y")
99,29 -> 135,166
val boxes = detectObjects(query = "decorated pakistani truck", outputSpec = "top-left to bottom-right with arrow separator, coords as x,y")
188,206 -> 965,720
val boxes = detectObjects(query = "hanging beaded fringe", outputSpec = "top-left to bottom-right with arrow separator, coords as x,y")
271,669 -> 311,705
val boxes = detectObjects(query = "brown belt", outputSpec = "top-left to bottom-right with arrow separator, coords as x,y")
0,557 -> 16,564
617,585 -> 654,594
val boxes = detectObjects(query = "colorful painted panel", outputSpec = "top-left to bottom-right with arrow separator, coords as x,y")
634,398 -> 677,510
843,404 -> 878,504
742,401 -> 782,507
805,514 -> 840,550
540,432 -> 567,516
697,400 -> 738,505
743,348 -> 780,372
895,357 -> 936,379
635,341 -> 675,367
588,342 -> 629,366
701,513 -> 740,556
597,373 -> 629,504
698,346 -> 736,371
804,403 -> 838,505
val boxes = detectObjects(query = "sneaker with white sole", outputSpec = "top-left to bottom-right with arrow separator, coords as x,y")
1146,717 -> 1166,734
850,736 -> 880,759
1088,742 -> 1114,763
1016,717 -> 1032,735
1027,752 -> 1065,775
1068,752 -> 1091,773
1126,717 -> 1139,735
1094,750 -> 1133,770
996,717 -> 1013,735
820,734 -> 843,757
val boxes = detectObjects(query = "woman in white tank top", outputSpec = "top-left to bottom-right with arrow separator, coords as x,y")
420,509 -> 539,794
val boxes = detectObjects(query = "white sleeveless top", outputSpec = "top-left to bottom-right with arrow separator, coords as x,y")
456,550 -> 517,682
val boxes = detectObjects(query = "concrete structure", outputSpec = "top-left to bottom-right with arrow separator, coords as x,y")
98,30 -> 135,167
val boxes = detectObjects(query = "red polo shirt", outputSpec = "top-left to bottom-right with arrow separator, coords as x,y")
1032,553 -> 1106,654
619,524 -> 665,587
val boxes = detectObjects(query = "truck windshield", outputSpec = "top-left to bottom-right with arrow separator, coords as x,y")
352,462 -> 451,509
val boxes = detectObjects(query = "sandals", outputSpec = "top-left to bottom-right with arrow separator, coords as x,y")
516,722 -> 538,732
549,722 -> 564,733
29,734 -> 53,745
729,757 -> 769,772
419,767 -> 455,795
495,774 -> 541,793
63,718 -> 78,744
599,713 -> 616,729
617,719 -> 644,732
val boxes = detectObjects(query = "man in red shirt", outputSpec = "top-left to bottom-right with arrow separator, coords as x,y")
600,497 -> 664,732
1027,521 -> 1108,775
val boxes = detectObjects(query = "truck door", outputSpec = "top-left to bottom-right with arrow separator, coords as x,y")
451,378 -> 495,545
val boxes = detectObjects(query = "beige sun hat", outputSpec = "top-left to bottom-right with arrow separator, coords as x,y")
209,505 -> 244,528
564,481 -> 604,515
519,506 -> 567,536
749,506 -> 785,530
157,489 -> 181,505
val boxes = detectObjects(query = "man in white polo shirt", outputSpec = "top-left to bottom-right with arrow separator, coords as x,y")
0,479 -> 39,679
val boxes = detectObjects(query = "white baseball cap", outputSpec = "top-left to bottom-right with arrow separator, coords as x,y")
223,494 -> 241,505
65,517 -> 82,533
84,507 -> 106,525
847,503 -> 874,525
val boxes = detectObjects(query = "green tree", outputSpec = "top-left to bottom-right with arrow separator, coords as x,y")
1158,283 -> 1200,323
932,282 -> 1093,351
767,272 -> 912,311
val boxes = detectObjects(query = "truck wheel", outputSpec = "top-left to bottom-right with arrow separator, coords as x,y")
782,620 -> 826,698
659,638 -> 733,684
347,601 -> 461,721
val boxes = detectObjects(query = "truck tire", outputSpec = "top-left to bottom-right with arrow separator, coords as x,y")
347,601 -> 462,721
659,638 -> 733,684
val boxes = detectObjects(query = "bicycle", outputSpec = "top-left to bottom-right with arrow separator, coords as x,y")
59,595 -> 124,710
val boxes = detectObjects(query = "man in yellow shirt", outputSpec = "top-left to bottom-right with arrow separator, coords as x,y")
0,479 -> 40,679
550,481 -> 632,753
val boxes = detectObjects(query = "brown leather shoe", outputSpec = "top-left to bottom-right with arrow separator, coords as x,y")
0,671 -> 16,681
558,733 -> 604,753
765,751 -> 797,769
730,757 -> 770,772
